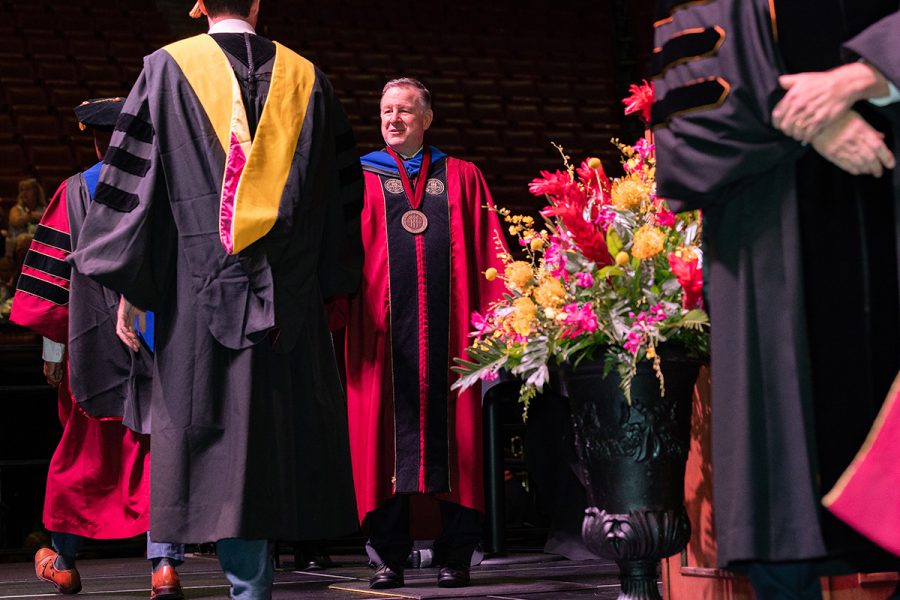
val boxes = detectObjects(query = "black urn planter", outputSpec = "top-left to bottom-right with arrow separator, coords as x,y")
559,351 -> 700,600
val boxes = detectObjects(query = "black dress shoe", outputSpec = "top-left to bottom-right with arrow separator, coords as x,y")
294,550 -> 336,571
437,566 -> 470,588
370,564 -> 405,589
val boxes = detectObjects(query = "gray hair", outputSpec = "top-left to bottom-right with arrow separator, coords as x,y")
382,77 -> 432,110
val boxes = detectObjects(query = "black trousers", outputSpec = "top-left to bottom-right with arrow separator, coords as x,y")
367,496 -> 480,570
748,562 -> 823,600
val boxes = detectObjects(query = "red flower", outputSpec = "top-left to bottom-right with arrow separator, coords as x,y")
529,170 -> 571,198
622,80 -> 654,125
576,158 -> 610,198
668,251 -> 703,309
543,191 -> 613,268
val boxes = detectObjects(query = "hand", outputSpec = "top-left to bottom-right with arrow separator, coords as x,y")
811,110 -> 896,177
772,63 -> 882,143
116,296 -> 143,352
43,361 -> 64,386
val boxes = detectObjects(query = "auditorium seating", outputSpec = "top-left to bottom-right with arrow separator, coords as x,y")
0,0 -> 640,214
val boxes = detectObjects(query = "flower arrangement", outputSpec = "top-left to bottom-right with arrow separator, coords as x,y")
452,81 -> 709,412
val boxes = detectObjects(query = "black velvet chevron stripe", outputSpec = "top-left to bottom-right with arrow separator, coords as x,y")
655,0 -> 716,23
17,273 -> 68,305
94,182 -> 139,212
24,250 -> 71,281
653,27 -> 725,75
105,146 -> 151,177
652,77 -> 730,127
115,113 -> 154,144
33,224 -> 71,252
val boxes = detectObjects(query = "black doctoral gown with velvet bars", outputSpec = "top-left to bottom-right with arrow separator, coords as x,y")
69,32 -> 364,543
652,0 -> 900,571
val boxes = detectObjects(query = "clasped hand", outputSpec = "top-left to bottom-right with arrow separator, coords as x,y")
772,63 -> 895,177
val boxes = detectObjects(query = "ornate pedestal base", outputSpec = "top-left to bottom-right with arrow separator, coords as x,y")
583,507 -> 691,600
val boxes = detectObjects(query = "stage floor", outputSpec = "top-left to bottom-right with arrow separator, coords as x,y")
0,551 -> 635,599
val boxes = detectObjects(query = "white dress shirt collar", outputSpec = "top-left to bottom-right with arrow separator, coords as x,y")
208,18 -> 257,35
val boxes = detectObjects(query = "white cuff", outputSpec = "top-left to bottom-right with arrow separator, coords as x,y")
870,80 -> 900,106
42,337 -> 65,362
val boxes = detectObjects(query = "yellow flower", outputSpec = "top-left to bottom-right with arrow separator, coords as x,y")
511,297 -> 537,335
513,296 -> 537,318
646,346 -> 656,359
615,251 -> 630,266
505,261 -> 533,290
631,224 -> 666,260
533,277 -> 567,308
484,267 -> 498,281
588,157 -> 602,170
529,237 -> 544,252
611,173 -> 648,212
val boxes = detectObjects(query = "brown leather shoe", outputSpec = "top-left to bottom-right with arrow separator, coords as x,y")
151,565 -> 183,600
34,547 -> 82,594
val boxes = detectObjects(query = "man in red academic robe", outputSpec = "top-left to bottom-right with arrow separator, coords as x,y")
10,98 -> 184,599
345,77 -> 507,590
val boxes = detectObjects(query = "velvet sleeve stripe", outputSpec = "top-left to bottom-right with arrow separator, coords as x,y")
33,224 -> 71,252
114,112 -> 154,144
652,77 -> 730,127
24,250 -> 71,281
16,273 -> 69,305
94,182 -> 140,212
653,26 -> 726,76
105,146 -> 152,177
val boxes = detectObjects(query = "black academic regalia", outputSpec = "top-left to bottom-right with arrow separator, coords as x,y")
652,0 -> 900,571
69,33 -> 364,544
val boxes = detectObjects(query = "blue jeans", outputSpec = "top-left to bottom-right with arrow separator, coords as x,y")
146,533 -> 185,563
216,538 -> 273,600
50,531 -> 184,564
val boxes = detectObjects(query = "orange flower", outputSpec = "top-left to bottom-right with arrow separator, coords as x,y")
533,277 -> 567,308
632,225 -> 665,260
504,261 -> 534,290
611,174 -> 648,212
511,297 -> 537,334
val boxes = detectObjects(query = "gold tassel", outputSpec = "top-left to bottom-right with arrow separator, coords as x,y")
189,2 -> 203,18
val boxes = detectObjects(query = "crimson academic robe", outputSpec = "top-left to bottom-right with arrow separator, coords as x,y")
10,169 -> 150,539
653,0 -> 900,570
69,34 -> 363,543
346,151 -> 507,523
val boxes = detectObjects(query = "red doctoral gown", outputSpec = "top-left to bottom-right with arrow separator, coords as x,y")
10,175 -> 150,539
346,152 -> 507,523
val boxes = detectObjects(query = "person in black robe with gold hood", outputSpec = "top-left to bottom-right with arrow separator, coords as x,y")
69,0 -> 364,597
652,1 -> 900,598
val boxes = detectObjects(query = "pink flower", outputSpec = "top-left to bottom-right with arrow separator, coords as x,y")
594,206 -> 616,229
622,304 -> 668,354
471,311 -> 493,335
575,272 -> 594,288
633,137 -> 655,161
654,207 -> 676,228
560,303 -> 599,339
623,80 -> 654,125
543,240 -> 568,279
480,370 -> 499,382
